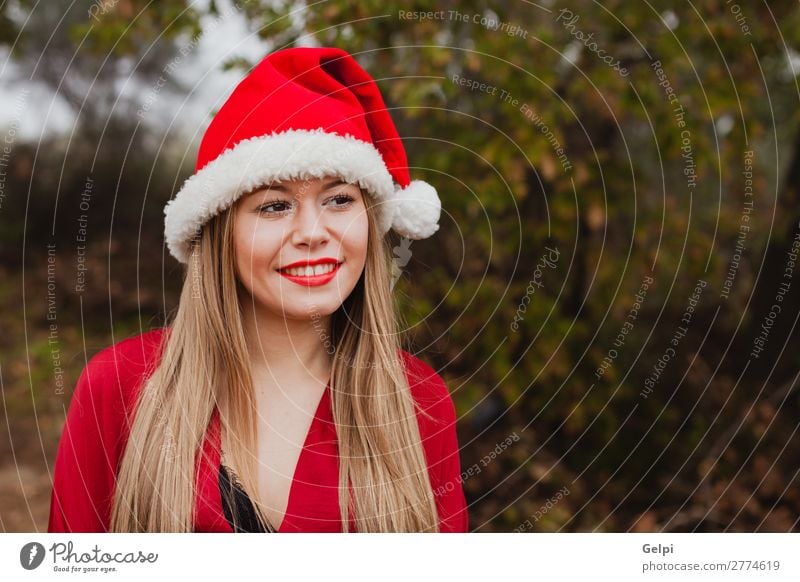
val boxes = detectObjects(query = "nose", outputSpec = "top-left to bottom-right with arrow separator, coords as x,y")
290,199 -> 329,248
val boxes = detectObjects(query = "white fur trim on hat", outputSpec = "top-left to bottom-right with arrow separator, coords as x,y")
390,180 -> 442,239
164,128 -> 399,264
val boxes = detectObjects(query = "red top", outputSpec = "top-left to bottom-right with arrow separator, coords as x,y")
48,327 -> 469,533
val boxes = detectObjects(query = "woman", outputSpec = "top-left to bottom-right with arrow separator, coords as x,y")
48,47 -> 468,532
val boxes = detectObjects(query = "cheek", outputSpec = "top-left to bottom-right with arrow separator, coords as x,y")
357,212 -> 370,257
339,207 -> 370,258
233,214 -> 280,281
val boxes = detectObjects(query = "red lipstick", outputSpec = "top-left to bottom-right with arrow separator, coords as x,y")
277,258 -> 343,287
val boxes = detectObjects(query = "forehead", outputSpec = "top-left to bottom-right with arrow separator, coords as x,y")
241,176 -> 353,199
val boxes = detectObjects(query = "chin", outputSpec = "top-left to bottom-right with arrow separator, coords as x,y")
266,294 -> 344,320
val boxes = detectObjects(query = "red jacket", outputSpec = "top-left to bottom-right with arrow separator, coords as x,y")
48,328 -> 469,532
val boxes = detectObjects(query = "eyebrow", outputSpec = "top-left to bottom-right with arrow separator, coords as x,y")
255,177 -> 347,194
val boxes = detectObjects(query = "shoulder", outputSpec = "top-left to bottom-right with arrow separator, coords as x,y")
71,327 -> 169,415
83,326 -> 168,370
399,350 -> 452,405
398,349 -> 458,435
49,327 -> 169,532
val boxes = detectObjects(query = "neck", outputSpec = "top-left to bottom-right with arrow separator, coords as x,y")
238,294 -> 334,389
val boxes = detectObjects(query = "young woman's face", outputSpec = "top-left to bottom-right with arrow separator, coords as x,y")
233,176 -> 369,320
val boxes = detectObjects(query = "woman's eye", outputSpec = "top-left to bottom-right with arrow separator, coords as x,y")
257,200 -> 291,214
256,193 -> 355,215
327,193 -> 355,207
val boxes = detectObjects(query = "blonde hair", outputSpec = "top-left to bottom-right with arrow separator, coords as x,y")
110,188 -> 440,532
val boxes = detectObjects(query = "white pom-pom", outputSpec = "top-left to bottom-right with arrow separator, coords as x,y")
390,180 -> 441,239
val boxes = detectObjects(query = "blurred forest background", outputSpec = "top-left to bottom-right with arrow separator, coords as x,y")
1,0 -> 799,532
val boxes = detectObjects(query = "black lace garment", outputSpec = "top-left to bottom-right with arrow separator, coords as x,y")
218,463 -> 270,533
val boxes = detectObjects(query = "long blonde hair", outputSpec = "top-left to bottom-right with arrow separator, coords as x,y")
110,188 -> 440,532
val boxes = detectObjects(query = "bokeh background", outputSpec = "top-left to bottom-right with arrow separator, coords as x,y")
1,0 -> 799,532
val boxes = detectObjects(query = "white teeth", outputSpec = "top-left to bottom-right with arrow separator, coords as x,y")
282,263 -> 338,277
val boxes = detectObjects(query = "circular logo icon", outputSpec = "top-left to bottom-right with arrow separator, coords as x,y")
20,542 -> 46,570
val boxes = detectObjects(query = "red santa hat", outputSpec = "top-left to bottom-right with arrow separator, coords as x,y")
164,46 -> 442,264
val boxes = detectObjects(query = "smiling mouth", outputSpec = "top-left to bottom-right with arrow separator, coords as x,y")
278,262 -> 342,277
276,261 -> 344,286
